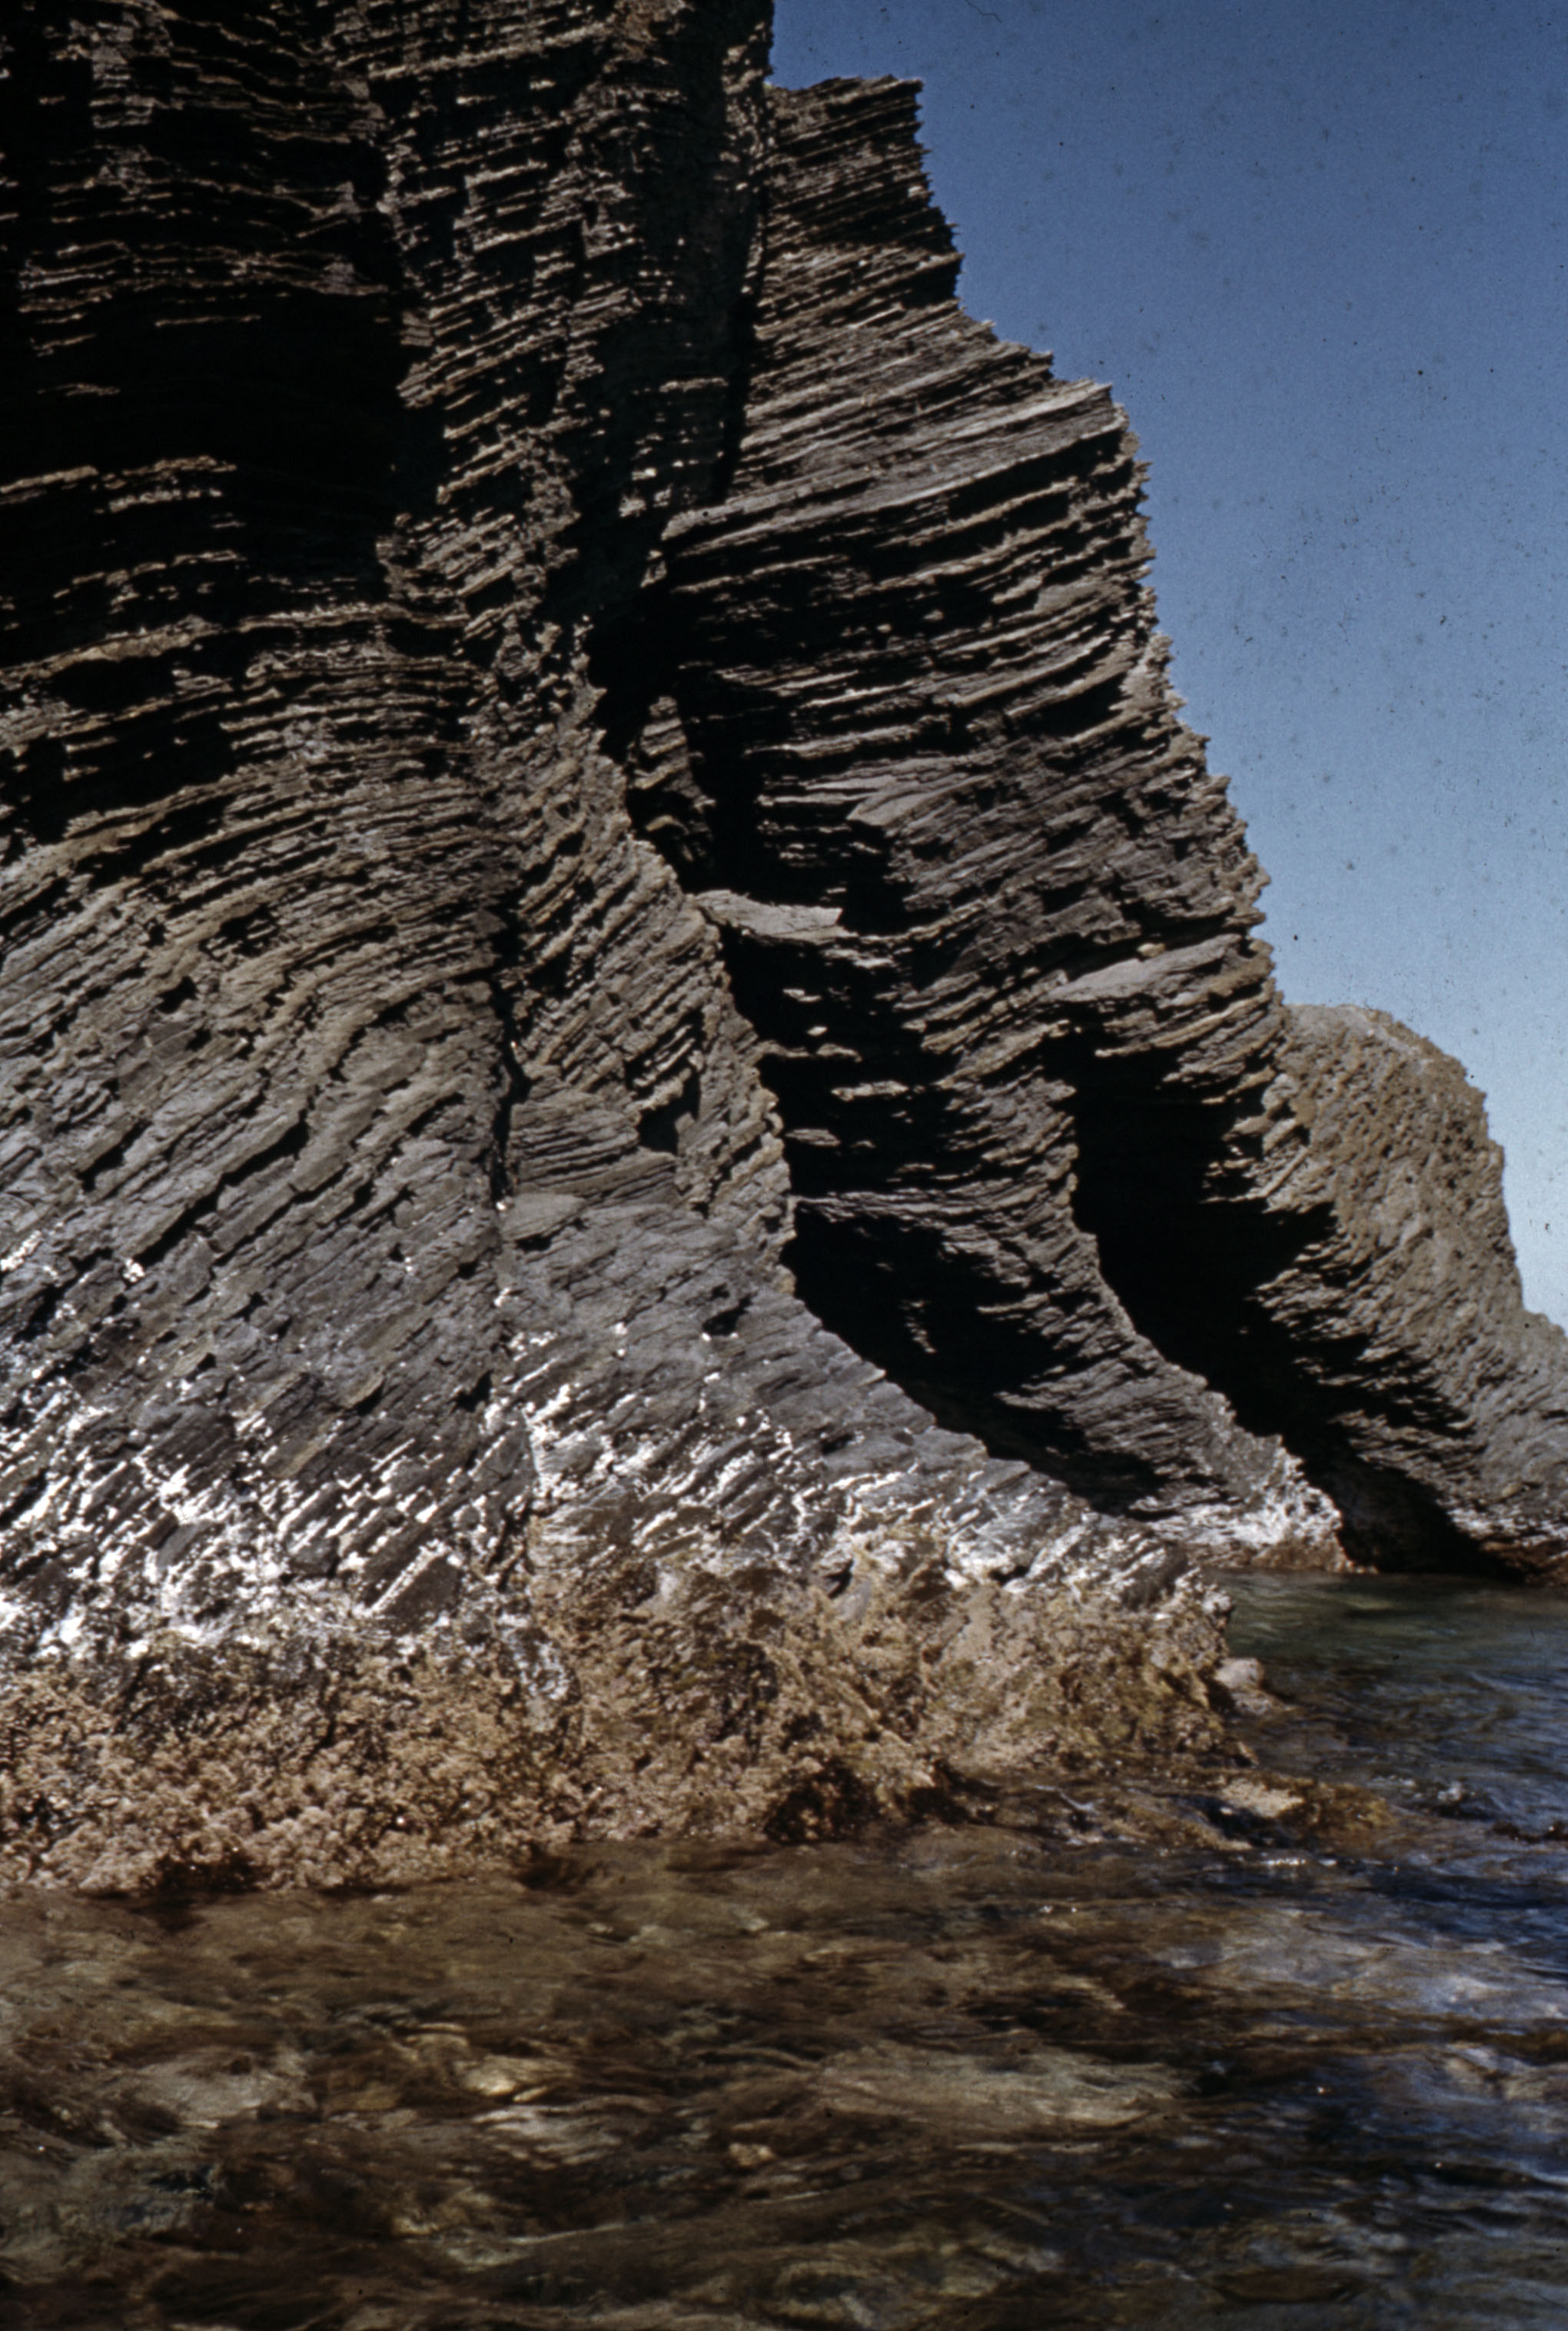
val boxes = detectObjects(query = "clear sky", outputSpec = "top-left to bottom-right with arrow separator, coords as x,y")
769,0 -> 1568,1325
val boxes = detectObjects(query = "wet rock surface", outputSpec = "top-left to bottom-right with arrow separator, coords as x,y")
8,1573 -> 1568,2326
1,0 -> 1566,1878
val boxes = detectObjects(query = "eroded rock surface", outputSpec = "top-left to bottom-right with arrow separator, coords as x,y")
0,0 -> 1563,1882
651,78 -> 1334,1553
1192,1006 -> 1568,1572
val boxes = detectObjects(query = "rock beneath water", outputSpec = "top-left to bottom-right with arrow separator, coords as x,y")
0,0 -> 1561,1882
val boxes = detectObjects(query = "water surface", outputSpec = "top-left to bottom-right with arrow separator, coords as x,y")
6,1571 -> 1568,2327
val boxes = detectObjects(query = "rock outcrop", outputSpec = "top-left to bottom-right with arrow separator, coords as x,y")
654,77 -> 1330,1552
0,0 -> 1563,1883
1137,1005 -> 1568,1574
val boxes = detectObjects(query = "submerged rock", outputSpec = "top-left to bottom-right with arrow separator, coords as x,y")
0,0 -> 1562,1880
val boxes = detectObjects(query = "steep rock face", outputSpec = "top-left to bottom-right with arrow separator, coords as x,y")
0,0 -> 777,1631
639,76 -> 1568,1580
1085,1004 -> 1568,1572
0,0 -> 1224,1886
650,78 -> 1335,1557
0,0 -> 1564,1882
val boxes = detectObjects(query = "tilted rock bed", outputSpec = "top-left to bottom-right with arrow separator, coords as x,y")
0,0 -> 1563,1881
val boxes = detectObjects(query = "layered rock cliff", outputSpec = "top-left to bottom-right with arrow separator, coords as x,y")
1,0 -> 1563,1884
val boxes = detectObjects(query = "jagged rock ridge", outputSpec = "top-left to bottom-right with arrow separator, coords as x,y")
0,0 -> 1563,1883
653,77 -> 1324,1544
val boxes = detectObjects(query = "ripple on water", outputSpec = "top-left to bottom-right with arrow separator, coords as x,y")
4,1572 -> 1568,2325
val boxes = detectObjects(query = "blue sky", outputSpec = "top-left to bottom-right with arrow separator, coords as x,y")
770,0 -> 1568,1323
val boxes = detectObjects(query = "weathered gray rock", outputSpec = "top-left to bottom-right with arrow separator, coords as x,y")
0,0 -> 1232,1886
655,76 -> 1336,1558
645,74 -> 1568,1579
0,0 -> 1562,1884
1195,1006 -> 1568,1572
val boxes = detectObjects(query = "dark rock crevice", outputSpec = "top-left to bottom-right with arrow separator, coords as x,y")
1060,1057 -> 1510,1571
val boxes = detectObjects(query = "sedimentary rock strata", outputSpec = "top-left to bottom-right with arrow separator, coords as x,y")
645,73 -> 1568,1578
0,0 -> 1563,1880
1170,1006 -> 1568,1573
654,77 -> 1329,1550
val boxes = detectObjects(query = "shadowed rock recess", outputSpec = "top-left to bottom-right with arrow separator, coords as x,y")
1,1 -> 1564,1884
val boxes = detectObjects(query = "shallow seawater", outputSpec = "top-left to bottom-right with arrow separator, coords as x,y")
7,1575 -> 1568,2328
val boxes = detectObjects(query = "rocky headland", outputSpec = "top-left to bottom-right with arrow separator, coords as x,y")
2,0 -> 1564,1887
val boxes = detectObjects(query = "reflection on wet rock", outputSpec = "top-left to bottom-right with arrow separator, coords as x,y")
5,1575 -> 1568,2322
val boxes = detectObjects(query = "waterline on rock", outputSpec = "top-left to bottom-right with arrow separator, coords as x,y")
2,1572 -> 1568,2323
